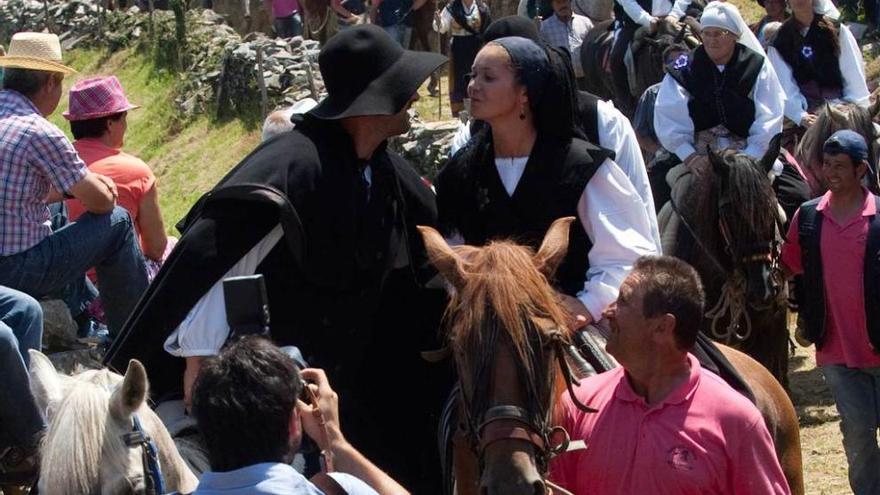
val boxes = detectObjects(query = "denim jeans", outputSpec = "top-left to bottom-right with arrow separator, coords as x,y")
822,364 -> 880,495
0,206 -> 149,337
382,23 -> 412,48
0,286 -> 46,450
274,12 -> 303,39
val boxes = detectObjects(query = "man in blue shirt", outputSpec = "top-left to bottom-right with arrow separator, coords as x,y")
190,336 -> 409,494
373,0 -> 427,46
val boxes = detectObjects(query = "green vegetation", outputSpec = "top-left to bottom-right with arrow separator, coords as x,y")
49,48 -> 263,233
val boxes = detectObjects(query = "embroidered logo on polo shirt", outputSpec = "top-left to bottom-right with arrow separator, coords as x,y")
667,446 -> 695,471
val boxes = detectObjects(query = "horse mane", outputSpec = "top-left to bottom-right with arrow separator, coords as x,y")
444,241 -> 570,381
676,151 -> 777,289
39,371 -> 136,495
797,103 -> 876,194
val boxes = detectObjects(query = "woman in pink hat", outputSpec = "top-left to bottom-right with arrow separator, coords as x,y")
63,76 -> 173,282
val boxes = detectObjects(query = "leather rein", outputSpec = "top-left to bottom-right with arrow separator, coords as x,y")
121,414 -> 166,495
455,322 -> 596,485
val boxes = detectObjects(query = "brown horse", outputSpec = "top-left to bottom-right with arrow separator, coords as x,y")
660,135 -> 793,388
419,217 -> 804,495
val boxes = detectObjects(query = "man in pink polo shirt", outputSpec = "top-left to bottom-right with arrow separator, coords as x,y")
550,255 -> 789,494
781,130 -> 880,495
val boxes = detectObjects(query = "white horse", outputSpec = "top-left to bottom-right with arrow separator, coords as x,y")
28,351 -> 198,495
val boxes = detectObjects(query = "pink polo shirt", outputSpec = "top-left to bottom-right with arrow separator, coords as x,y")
270,0 -> 300,17
781,189 -> 880,368
549,354 -> 789,495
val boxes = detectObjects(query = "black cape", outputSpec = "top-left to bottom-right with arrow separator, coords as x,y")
104,116 -> 452,492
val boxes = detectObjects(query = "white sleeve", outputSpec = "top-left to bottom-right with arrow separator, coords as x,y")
577,159 -> 659,320
766,46 -> 808,124
325,473 -> 380,495
814,0 -> 840,19
667,0 -> 690,18
616,0 -> 653,26
743,61 -> 785,160
654,74 -> 696,162
596,99 -> 661,250
839,24 -> 871,108
433,6 -> 453,33
449,121 -> 472,157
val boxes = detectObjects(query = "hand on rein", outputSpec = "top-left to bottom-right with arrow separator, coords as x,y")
556,293 -> 593,331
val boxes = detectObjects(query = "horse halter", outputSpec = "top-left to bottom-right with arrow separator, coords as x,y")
670,168 -> 783,343
456,321 -> 595,480
121,414 -> 166,495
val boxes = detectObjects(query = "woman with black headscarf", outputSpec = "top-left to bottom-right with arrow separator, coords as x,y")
435,37 -> 658,328
433,0 -> 490,116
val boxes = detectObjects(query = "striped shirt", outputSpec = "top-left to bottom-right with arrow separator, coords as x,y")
540,13 -> 593,78
0,89 -> 88,255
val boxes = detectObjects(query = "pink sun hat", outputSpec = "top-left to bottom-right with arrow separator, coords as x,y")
63,76 -> 140,121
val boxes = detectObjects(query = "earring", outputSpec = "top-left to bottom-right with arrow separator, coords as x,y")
519,108 -> 526,120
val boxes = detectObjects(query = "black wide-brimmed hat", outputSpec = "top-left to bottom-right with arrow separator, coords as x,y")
309,24 -> 447,120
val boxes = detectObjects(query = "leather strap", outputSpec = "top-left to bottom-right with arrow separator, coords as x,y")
311,473 -> 349,495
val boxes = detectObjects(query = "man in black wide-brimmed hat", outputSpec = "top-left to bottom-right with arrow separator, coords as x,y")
104,25 -> 451,492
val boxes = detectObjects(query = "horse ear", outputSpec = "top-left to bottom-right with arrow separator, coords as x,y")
110,359 -> 148,421
761,133 -> 783,174
29,349 -> 64,416
417,225 -> 467,291
534,217 -> 575,278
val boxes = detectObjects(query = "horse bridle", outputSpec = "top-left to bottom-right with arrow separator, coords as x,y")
456,322 -> 595,481
121,414 -> 166,495
669,167 -> 784,342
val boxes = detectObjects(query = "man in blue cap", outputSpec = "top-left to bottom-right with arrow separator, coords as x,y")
781,129 -> 880,495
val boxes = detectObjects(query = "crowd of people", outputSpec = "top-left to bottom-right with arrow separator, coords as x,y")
2,0 -> 880,492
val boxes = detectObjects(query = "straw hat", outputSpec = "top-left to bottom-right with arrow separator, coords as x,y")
0,32 -> 76,75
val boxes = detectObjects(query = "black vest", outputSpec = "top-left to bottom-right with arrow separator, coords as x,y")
437,136 -> 612,296
772,16 -> 844,92
667,44 -> 764,139
797,196 -> 880,352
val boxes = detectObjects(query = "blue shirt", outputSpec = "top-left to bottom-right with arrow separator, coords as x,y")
377,0 -> 413,27
193,462 -> 379,495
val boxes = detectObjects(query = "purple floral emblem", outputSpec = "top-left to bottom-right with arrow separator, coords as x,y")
672,53 -> 689,70
801,45 -> 814,59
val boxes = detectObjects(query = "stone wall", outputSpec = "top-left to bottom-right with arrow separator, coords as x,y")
0,0 -> 457,176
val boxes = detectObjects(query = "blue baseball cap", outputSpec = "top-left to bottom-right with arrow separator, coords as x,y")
823,130 -> 869,163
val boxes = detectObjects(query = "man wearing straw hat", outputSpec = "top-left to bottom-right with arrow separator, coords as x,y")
0,32 -> 149,340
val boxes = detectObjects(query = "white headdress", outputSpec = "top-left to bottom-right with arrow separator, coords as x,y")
701,1 -> 767,60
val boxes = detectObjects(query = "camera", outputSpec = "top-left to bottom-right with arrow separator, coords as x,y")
223,274 -> 271,339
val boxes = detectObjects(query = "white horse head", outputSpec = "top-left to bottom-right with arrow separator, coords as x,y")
29,350 -> 198,495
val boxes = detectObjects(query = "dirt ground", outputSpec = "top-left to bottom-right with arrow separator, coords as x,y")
788,327 -> 852,494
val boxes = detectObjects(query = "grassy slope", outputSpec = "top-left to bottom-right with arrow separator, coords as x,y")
49,48 -> 263,233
